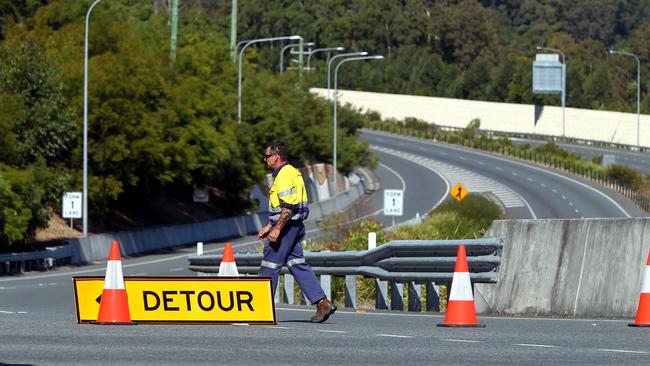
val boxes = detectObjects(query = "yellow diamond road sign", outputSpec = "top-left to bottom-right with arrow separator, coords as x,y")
73,276 -> 275,324
451,183 -> 468,202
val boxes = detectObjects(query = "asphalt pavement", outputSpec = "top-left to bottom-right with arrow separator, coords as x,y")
1,132 -> 648,365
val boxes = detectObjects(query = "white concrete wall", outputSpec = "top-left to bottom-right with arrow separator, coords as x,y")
311,88 -> 650,147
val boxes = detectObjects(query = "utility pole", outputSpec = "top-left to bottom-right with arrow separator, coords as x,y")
230,0 -> 238,61
169,0 -> 179,66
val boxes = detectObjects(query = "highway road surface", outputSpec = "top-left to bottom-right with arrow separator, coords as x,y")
363,130 -> 647,219
1,131 -> 647,365
510,137 -> 650,175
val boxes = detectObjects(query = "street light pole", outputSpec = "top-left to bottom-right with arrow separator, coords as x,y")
332,55 -> 384,206
326,51 -> 367,99
307,46 -> 344,71
82,0 -> 105,237
237,35 -> 302,124
280,42 -> 314,73
610,49 -> 642,148
537,46 -> 566,137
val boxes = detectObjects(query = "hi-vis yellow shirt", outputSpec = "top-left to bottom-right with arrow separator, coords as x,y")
269,163 -> 309,223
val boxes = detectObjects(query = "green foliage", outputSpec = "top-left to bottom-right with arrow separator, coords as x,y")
0,39 -> 76,167
392,195 -> 503,240
219,0 -> 650,113
534,142 -> 572,159
461,118 -> 481,140
0,0 -> 373,247
606,164 -> 643,189
313,194 -> 501,250
0,165 -> 54,246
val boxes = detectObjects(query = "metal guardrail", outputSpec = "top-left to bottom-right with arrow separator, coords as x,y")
0,245 -> 73,275
188,238 -> 503,311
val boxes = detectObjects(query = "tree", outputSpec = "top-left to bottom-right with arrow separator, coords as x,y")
0,39 -> 76,167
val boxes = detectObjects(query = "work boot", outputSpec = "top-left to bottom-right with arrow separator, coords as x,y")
311,298 -> 337,323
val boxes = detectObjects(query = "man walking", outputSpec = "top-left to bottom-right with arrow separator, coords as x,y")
258,140 -> 337,323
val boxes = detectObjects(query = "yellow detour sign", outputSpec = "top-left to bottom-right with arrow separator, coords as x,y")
450,183 -> 468,202
72,277 -> 275,324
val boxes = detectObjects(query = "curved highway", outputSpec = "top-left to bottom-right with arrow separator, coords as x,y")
363,130 -> 647,219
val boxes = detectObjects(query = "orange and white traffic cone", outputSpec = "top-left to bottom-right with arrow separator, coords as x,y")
92,241 -> 135,325
438,244 -> 485,328
629,250 -> 650,327
218,242 -> 239,277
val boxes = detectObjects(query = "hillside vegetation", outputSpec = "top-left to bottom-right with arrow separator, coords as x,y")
226,0 -> 650,111
3,0 -> 649,248
0,1 -> 372,248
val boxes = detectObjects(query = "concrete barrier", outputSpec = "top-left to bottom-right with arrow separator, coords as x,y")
58,179 -> 367,265
475,218 -> 650,317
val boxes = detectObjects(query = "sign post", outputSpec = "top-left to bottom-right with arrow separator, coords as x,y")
384,189 -> 404,227
62,192 -> 82,228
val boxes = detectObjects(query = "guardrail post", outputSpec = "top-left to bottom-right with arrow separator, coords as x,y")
274,281 -> 280,304
426,282 -> 440,312
390,281 -> 404,310
320,275 -> 332,300
283,274 -> 294,304
408,282 -> 422,312
375,279 -> 388,310
345,275 -> 357,308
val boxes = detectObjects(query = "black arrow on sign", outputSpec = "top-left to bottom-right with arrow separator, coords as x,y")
96,294 -> 102,304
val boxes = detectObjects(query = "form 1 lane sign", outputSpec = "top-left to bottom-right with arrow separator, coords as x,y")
384,189 -> 403,216
72,277 -> 275,324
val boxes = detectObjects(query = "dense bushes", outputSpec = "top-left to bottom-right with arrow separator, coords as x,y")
0,1 -> 373,247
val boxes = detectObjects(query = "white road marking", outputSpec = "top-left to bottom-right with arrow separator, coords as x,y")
527,177 -> 534,181
441,339 -> 481,343
0,287 -> 16,290
0,310 -> 14,314
269,326 -> 293,330
561,195 -> 566,200
496,167 -> 502,171
274,307 -> 634,323
38,282 -> 57,287
17,311 -> 27,314
377,152 -> 448,213
540,183 -> 546,188
378,162 -> 406,191
169,268 -> 184,272
376,334 -> 413,338
372,145 -> 532,215
575,209 -> 580,213
132,273 -> 147,276
552,189 -> 557,193
569,202 -> 574,206
598,349 -> 649,354
317,330 -> 347,334
478,161 -> 485,165
515,343 -> 557,348
365,131 -> 633,217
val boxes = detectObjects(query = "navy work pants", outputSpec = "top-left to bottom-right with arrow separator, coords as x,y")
259,221 -> 326,304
